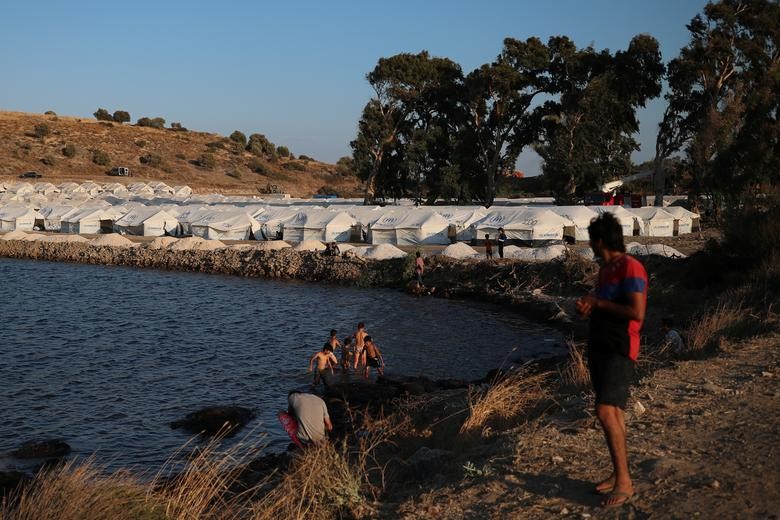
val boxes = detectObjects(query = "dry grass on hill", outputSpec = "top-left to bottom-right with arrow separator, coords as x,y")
0,111 -> 362,197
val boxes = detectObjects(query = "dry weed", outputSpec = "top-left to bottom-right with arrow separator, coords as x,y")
459,369 -> 551,440
558,339 -> 590,389
686,299 -> 744,352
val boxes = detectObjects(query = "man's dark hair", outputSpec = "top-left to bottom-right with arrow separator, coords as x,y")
364,335 -> 372,343
323,343 -> 333,352
357,321 -> 365,329
416,251 -> 421,258
588,212 -> 626,253
330,329 -> 337,337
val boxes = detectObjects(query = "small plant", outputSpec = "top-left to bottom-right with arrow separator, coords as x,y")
317,185 -> 339,196
175,153 -> 186,160
44,110 -> 57,116
206,140 -> 227,150
92,149 -> 111,166
139,153 -> 163,168
462,461 -> 494,478
170,122 -> 187,131
229,130 -> 247,146
282,161 -> 306,171
559,339 -> 590,389
299,154 -> 314,161
41,154 -> 56,166
112,110 -> 131,123
336,156 -> 354,176
137,117 -> 165,129
226,170 -> 242,179
276,145 -> 290,158
34,123 -> 50,140
197,153 -> 216,169
62,144 -> 77,157
93,107 -> 112,121
134,139 -> 146,147
248,158 -> 270,175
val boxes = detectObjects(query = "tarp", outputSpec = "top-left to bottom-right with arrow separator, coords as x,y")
282,209 -> 356,242
370,209 -> 450,245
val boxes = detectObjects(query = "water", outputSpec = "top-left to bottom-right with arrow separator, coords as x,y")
0,258 -> 563,471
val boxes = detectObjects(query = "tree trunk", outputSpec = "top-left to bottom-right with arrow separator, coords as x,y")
653,154 -> 666,207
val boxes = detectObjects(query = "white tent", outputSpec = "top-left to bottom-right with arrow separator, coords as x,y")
58,182 -> 80,195
255,207 -> 302,240
113,207 -> 180,236
435,206 -> 488,241
34,182 -> 60,195
60,206 -> 111,234
0,204 -> 41,232
587,206 -> 637,236
8,183 -> 35,196
283,209 -> 357,242
191,211 -> 260,240
549,206 -> 598,241
174,205 -> 217,235
171,185 -> 193,198
79,182 -> 103,196
38,204 -> 78,231
663,206 -> 699,235
471,208 -> 568,244
628,207 -> 675,237
370,209 -> 450,245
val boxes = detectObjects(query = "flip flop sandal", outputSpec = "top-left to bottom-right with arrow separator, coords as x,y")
601,491 -> 634,508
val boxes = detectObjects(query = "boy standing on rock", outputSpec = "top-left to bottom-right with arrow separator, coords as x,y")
576,212 -> 647,509
309,344 -> 338,389
362,336 -> 384,379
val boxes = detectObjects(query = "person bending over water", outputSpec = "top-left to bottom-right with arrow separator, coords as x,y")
309,344 -> 338,389
362,336 -> 384,379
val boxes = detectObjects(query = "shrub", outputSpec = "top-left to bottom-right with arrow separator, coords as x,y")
92,149 -> 111,166
175,153 -> 186,160
170,122 -> 187,131
206,140 -> 227,150
137,117 -> 165,129
226,170 -> 242,179
139,153 -> 163,168
44,110 -> 56,115
298,154 -> 314,161
34,123 -> 50,140
248,158 -> 270,174
282,161 -> 306,171
197,153 -> 216,169
317,185 -> 339,196
229,131 -> 247,146
246,133 -> 276,157
134,139 -> 146,147
93,108 -> 112,121
41,154 -> 56,166
62,144 -> 77,157
336,156 -> 354,176
276,145 -> 290,158
112,110 -> 131,123
558,339 -> 590,389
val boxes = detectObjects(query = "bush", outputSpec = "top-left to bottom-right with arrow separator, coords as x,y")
112,110 -> 131,123
134,139 -> 146,147
34,123 -> 50,140
276,145 -> 290,158
175,153 -> 186,160
139,153 -> 163,168
336,156 -> 354,176
93,108 -> 112,121
44,110 -> 56,116
246,133 -> 276,158
298,154 -> 314,161
226,170 -> 242,179
282,161 -> 306,171
206,140 -> 227,150
316,185 -> 339,196
137,117 -> 165,129
170,122 -> 187,131
197,153 -> 216,169
62,144 -> 77,157
41,154 -> 56,166
229,131 -> 247,146
248,158 -> 270,175
92,149 -> 111,166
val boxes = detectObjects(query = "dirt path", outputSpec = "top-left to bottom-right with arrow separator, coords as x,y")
385,333 -> 779,519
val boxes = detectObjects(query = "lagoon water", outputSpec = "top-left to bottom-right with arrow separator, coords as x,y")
0,258 -> 563,470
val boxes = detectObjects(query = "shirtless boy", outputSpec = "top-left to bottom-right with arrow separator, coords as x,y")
308,344 -> 338,388
362,336 -> 384,379
353,322 -> 368,371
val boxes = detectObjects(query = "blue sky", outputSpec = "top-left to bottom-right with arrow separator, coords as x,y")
0,0 -> 708,174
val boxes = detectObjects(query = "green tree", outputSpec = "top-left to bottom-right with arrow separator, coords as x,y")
276,145 -> 290,158
137,117 -> 166,129
246,133 -> 276,158
34,123 -> 51,141
112,110 -> 131,123
62,144 -> 77,157
94,108 -> 112,121
92,149 -> 111,166
537,35 -> 663,203
230,130 -> 247,146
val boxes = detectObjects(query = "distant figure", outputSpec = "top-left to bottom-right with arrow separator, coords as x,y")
362,336 -> 385,379
341,336 -> 354,370
323,242 -> 333,256
497,228 -> 507,259
330,241 -> 340,255
484,234 -> 493,259
575,212 -> 647,508
287,391 -> 332,444
662,317 -> 684,353
414,251 -> 424,287
328,329 -> 342,352
353,322 -> 368,372
308,344 -> 338,388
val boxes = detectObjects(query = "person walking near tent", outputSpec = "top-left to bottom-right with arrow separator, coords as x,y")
362,336 -> 385,379
414,251 -> 424,287
497,228 -> 507,259
575,212 -> 647,509
484,234 -> 493,259
308,343 -> 338,389
353,322 -> 368,372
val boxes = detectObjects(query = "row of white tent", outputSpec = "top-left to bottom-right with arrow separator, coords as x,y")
0,196 -> 700,245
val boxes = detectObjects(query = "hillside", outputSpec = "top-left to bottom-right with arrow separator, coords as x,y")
0,111 -> 362,197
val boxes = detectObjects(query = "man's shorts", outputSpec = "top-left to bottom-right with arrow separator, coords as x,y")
588,350 -> 635,409
367,356 -> 380,368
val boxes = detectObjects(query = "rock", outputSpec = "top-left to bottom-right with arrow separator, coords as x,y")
504,473 -> 521,485
11,439 -> 71,459
761,371 -> 773,377
170,405 -> 255,436
401,382 -> 426,396
405,447 -> 452,474
633,400 -> 647,416
551,456 -> 564,464
710,479 -> 721,489
435,378 -> 470,390
0,470 -> 29,495
325,380 -> 403,407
